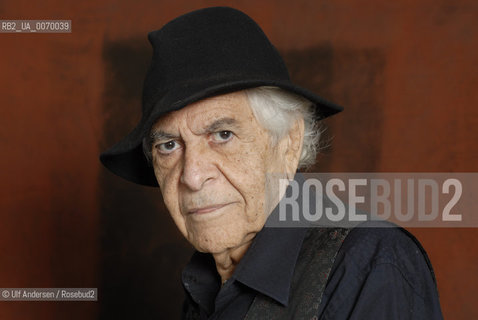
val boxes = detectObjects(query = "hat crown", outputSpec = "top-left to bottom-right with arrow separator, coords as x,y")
142,7 -> 289,115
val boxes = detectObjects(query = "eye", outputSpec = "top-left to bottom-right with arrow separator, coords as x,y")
212,130 -> 234,143
155,140 -> 180,154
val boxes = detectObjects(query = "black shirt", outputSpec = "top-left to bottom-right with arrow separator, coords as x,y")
181,222 -> 443,319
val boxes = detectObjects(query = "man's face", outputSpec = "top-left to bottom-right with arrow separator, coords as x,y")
150,91 -> 295,254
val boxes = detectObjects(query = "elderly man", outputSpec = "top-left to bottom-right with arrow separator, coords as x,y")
100,7 -> 443,319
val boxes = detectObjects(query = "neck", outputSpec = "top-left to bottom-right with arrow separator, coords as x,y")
211,236 -> 254,284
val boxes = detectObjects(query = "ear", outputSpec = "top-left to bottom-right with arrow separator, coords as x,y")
277,117 -> 305,179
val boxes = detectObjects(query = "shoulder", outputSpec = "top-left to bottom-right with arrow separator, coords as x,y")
317,221 -> 443,319
337,220 -> 435,296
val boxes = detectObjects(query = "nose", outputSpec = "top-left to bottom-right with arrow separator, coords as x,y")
180,143 -> 219,191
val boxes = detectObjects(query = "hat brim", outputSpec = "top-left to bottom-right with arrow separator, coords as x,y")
100,80 -> 343,187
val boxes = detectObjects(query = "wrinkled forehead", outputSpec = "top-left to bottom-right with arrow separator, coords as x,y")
150,90 -> 254,133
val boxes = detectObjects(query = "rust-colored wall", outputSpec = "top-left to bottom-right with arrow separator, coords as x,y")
1,0 -> 477,319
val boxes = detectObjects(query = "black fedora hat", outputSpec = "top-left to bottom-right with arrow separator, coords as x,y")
100,6 -> 343,187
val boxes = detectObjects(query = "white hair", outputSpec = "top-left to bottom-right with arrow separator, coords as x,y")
143,86 -> 323,168
244,86 -> 322,169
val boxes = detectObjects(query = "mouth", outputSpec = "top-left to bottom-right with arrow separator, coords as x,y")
188,203 -> 232,215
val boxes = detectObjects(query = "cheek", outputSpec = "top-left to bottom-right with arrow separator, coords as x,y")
223,145 -> 271,213
153,162 -> 182,214
153,153 -> 181,187
236,140 -> 286,218
231,136 -> 271,169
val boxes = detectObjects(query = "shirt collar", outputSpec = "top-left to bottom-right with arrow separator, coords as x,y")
233,226 -> 308,306
182,251 -> 221,314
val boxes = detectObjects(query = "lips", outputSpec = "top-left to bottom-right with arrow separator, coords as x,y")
188,203 -> 231,215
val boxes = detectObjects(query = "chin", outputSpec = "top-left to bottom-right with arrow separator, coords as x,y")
188,229 -> 247,254
190,222 -> 267,254
192,240 -> 235,254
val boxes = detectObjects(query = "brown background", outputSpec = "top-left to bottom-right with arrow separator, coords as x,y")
1,0 -> 477,319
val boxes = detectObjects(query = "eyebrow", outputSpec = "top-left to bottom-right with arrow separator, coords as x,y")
149,131 -> 179,143
204,117 -> 239,132
150,117 -> 240,143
